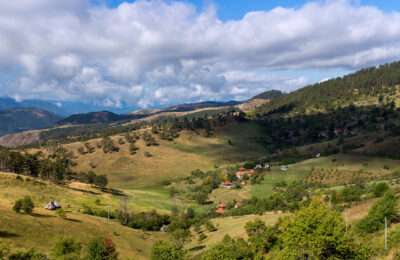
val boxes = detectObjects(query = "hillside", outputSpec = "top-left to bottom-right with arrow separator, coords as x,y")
164,101 -> 240,112
251,90 -> 284,100
255,61 -> 400,116
0,108 -> 61,136
33,121 -> 268,189
57,111 -> 144,125
0,172 -> 166,259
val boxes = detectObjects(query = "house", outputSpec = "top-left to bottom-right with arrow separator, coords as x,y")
280,165 -> 288,172
254,164 -> 263,170
45,201 -> 61,210
215,202 -> 226,214
234,201 -> 242,209
221,181 -> 234,189
236,168 -> 256,179
160,225 -> 168,232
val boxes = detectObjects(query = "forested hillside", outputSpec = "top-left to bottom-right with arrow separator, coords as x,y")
255,61 -> 400,116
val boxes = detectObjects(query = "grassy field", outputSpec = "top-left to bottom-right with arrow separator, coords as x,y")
0,172 -> 167,259
252,154 -> 400,199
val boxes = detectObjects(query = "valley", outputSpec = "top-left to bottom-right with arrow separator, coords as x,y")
2,61 -> 400,259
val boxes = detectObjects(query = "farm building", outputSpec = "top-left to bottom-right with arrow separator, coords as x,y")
221,181 -> 234,189
215,202 -> 226,214
44,201 -> 61,210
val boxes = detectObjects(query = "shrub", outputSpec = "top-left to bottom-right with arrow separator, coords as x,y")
151,241 -> 185,260
357,190 -> 398,233
52,237 -> 81,259
372,182 -> 389,197
13,196 -> 34,214
8,249 -> 48,260
85,237 -> 118,260
94,175 -> 108,188
56,209 -> 67,219
198,233 -> 207,241
205,221 -> 217,232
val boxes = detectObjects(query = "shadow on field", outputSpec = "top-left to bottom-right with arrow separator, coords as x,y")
31,213 -> 55,218
0,230 -> 18,238
68,187 -> 101,195
65,218 -> 81,223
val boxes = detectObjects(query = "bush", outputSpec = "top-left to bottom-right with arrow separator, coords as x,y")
85,238 -> 118,260
205,221 -> 217,232
94,175 -> 108,188
56,209 -> 67,219
8,249 -> 48,260
13,196 -> 34,214
151,241 -> 184,260
357,190 -> 398,233
372,182 -> 389,197
52,237 -> 81,259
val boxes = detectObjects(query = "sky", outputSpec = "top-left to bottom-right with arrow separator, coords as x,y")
1,0 -> 400,109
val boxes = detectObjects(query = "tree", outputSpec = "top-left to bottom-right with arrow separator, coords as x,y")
94,175 -> 108,189
129,143 -> 139,155
101,137 -> 119,154
280,200 -> 369,259
52,237 -> 81,260
245,219 -> 277,253
357,190 -> 398,233
85,237 -> 118,260
201,235 -> 253,260
151,241 -> 185,260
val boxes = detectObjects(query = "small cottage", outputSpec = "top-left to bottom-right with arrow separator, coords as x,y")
215,202 -> 226,214
280,165 -> 288,172
221,181 -> 234,189
45,201 -> 61,210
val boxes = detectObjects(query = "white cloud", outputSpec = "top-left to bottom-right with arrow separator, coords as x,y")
0,0 -> 400,107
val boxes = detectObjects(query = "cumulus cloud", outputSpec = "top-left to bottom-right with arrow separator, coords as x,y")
1,0 -> 400,107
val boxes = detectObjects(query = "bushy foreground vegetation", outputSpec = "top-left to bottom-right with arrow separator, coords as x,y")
0,237 -> 118,260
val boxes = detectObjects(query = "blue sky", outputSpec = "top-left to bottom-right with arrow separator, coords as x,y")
102,0 -> 400,20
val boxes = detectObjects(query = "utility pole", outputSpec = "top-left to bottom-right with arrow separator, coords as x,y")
384,217 -> 388,251
107,205 -> 110,223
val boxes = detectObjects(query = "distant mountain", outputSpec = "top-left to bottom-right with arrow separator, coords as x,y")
255,61 -> 400,116
164,101 -> 240,112
0,97 -> 138,116
58,111 -> 143,125
0,108 -> 61,136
